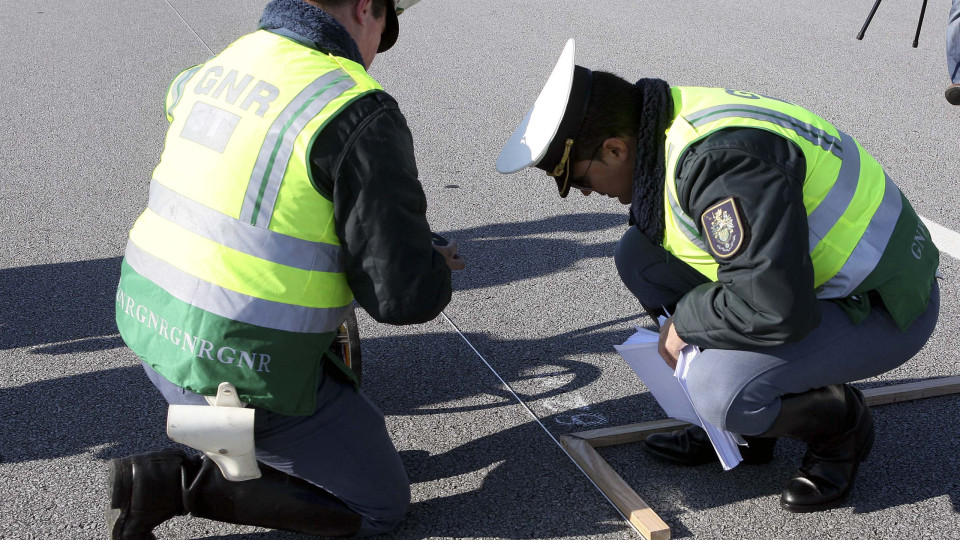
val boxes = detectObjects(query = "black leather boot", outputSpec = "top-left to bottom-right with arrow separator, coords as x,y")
107,450 -> 363,538
107,450 -> 188,540
758,384 -> 874,513
643,425 -> 776,466
184,456 -> 362,536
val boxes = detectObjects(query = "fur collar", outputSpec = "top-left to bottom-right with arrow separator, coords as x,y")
259,0 -> 364,65
629,78 -> 673,244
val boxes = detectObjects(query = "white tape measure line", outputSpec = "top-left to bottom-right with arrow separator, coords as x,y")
440,312 -> 642,537
163,0 -> 214,55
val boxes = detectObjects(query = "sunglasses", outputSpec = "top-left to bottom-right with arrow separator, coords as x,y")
568,143 -> 602,192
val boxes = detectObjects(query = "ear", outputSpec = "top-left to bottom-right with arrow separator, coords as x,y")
602,137 -> 630,161
354,0 -> 374,24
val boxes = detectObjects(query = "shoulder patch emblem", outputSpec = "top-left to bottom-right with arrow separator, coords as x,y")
701,197 -> 746,259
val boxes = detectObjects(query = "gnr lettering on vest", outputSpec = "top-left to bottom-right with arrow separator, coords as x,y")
911,220 -> 929,260
194,66 -> 279,117
116,286 -> 271,373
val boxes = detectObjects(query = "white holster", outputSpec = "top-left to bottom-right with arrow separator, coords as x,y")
166,382 -> 262,481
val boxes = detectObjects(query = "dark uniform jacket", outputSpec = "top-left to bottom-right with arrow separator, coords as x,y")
671,127 -> 826,349
261,1 -> 451,326
310,92 -> 452,325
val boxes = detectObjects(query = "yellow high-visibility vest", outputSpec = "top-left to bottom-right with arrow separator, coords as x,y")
117,30 -> 383,415
662,87 -> 901,300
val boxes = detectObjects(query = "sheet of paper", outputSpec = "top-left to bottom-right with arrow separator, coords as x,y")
614,328 -> 700,425
616,327 -> 743,470
675,347 -> 743,470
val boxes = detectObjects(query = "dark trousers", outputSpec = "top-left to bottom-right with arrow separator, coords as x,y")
614,226 -> 940,435
142,361 -> 410,534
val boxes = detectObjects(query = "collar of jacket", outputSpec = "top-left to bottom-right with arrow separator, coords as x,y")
629,78 -> 672,245
258,0 -> 365,66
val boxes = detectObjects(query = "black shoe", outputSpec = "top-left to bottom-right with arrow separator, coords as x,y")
757,385 -> 874,513
107,450 -> 188,540
780,386 -> 873,512
946,84 -> 960,105
643,425 -> 776,466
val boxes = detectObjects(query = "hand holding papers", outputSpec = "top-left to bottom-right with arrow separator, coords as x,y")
614,328 -> 701,425
674,346 -> 745,469
615,326 -> 745,470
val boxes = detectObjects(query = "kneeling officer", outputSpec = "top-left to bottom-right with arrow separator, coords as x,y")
108,0 -> 463,538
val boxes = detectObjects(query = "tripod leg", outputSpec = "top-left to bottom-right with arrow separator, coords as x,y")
913,0 -> 929,47
858,0 -> 884,40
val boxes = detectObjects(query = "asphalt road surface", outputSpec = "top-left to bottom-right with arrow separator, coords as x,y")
2,1 -> 959,539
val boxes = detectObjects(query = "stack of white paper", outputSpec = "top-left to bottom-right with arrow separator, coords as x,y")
615,326 -> 744,470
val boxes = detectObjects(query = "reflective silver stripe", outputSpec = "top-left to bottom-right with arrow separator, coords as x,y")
816,173 -> 902,299
240,70 -> 356,227
667,188 -> 709,251
125,241 -> 348,334
148,180 -> 344,273
686,105 -> 843,158
807,130 -> 859,249
167,66 -> 202,118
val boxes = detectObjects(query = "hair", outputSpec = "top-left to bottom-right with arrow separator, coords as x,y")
311,0 -> 387,18
573,71 -> 641,161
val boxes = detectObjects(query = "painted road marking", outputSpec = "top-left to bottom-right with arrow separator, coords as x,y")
921,216 -> 960,261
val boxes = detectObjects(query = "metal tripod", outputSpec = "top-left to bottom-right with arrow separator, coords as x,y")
857,0 -> 930,47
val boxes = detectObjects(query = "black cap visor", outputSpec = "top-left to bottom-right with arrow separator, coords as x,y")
378,5 -> 399,52
536,66 -> 593,197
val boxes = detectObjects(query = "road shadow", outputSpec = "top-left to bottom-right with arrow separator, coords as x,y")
0,364 -> 171,464
0,256 -> 124,351
360,326 -> 960,533
5,318 -> 958,538
0,212 -> 628,351
364,320 -> 643,418
437,212 -> 628,291
390,393 -> 960,539
1,316 -> 643,539
593,392 -> 960,537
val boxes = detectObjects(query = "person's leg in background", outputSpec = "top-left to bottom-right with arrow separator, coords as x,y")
946,0 -> 960,104
614,225 -> 710,325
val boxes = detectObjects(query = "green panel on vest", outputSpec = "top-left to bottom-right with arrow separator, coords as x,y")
850,194 -> 939,331
115,260 -> 335,416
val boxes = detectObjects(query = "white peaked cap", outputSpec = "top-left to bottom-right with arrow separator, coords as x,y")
496,39 -> 577,174
495,39 -> 594,197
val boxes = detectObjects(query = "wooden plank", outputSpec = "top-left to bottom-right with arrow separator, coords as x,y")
558,434 -> 671,540
572,376 -> 960,446
572,419 -> 689,448
861,375 -> 960,406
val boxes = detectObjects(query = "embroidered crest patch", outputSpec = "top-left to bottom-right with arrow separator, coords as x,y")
701,197 -> 746,259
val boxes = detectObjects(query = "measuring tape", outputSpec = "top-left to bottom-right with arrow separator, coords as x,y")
440,312 -> 641,536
